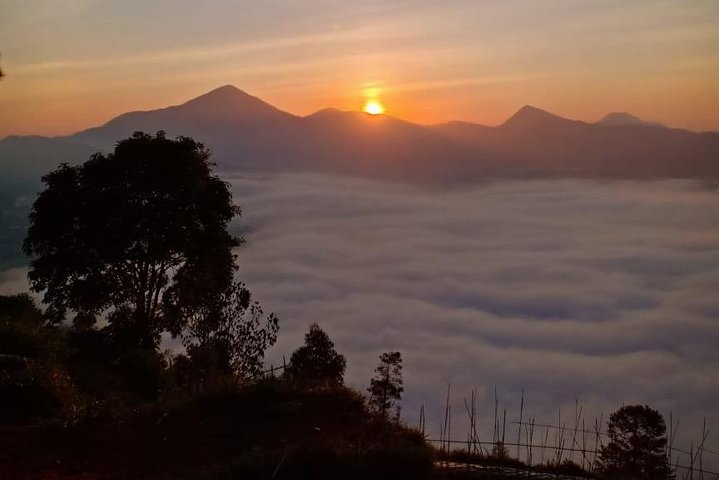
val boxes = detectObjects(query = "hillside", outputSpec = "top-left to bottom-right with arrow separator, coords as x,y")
0,382 -> 433,480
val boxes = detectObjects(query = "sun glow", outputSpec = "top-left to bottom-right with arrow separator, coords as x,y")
363,100 -> 385,115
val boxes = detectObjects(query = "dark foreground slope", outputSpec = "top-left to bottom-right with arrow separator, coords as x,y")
0,382 -> 433,480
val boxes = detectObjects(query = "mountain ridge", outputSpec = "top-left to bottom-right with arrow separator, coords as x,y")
2,85 -> 718,184
597,112 -> 665,128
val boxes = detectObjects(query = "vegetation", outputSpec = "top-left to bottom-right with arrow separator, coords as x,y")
596,404 -> 674,480
285,323 -> 346,388
368,351 -> 403,421
173,280 -> 279,386
1,380 -> 433,480
0,293 -> 73,422
23,131 -> 239,347
0,132 -> 429,479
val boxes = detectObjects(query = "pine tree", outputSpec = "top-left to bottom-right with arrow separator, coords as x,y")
368,351 -> 403,421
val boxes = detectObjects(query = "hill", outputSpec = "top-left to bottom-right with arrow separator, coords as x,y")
0,382 -> 433,480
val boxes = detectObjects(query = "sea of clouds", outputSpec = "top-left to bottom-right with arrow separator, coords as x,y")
230,174 -> 719,465
2,173 -> 717,466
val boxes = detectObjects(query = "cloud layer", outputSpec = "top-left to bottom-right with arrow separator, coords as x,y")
229,174 -> 719,463
2,174 -> 717,466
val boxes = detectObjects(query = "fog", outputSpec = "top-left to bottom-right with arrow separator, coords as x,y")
2,174 -> 717,463
230,174 -> 719,462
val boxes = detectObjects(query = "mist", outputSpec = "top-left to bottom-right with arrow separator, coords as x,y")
2,173 -> 717,461
229,173 -> 719,457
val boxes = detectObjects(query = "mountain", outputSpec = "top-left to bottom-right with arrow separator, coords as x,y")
597,112 -> 665,128
2,85 -> 718,188
0,135 -> 96,197
436,105 -> 718,178
66,85 -> 303,170
501,105 -> 585,130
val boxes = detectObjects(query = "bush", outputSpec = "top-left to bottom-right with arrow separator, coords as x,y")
0,360 -> 77,423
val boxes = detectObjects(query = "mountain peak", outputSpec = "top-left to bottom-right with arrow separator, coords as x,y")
516,105 -> 548,115
598,112 -> 664,128
184,84 -> 256,104
306,107 -> 345,118
502,105 -> 569,128
214,84 -> 241,93
178,85 -> 295,120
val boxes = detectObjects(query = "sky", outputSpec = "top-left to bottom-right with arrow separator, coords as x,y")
1,0 -> 718,137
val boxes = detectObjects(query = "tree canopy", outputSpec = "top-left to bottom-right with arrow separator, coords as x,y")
285,324 -> 346,388
23,131 -> 240,349
596,404 -> 674,480
178,281 -> 279,380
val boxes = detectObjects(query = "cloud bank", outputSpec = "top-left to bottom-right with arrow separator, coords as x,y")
1,174 -> 717,465
229,174 -> 719,462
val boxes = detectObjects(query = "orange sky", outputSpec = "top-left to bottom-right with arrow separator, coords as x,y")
1,0 -> 718,137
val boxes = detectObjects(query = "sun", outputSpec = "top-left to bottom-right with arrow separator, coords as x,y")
363,100 -> 385,115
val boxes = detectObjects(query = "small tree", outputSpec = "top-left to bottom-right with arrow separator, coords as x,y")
285,324 -> 346,388
368,351 -> 403,421
177,281 -> 278,380
596,404 -> 674,480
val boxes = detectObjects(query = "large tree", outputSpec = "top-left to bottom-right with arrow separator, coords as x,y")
23,131 -> 239,349
596,404 -> 674,480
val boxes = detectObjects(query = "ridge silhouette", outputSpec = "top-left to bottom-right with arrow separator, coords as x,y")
1,85 -> 718,183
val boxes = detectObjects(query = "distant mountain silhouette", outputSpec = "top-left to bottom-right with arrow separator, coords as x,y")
501,105 -> 581,130
0,136 -> 96,196
597,112 -> 665,128
2,85 -> 718,187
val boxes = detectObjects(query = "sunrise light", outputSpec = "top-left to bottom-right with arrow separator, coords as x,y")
363,100 -> 385,115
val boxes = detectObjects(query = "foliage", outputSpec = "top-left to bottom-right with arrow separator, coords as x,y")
173,281 -> 279,382
23,131 -> 240,350
367,351 -> 403,421
0,294 -> 77,422
285,324 -> 346,388
596,404 -> 674,480
0,293 -> 51,358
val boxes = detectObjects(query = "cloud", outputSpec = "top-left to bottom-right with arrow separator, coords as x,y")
228,174 -> 719,463
2,174 -> 717,466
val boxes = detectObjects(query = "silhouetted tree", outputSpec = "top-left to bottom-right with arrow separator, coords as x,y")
368,351 -> 403,421
596,404 -> 674,480
0,294 -> 74,421
176,281 -> 278,380
285,324 -> 346,388
23,132 -> 239,350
